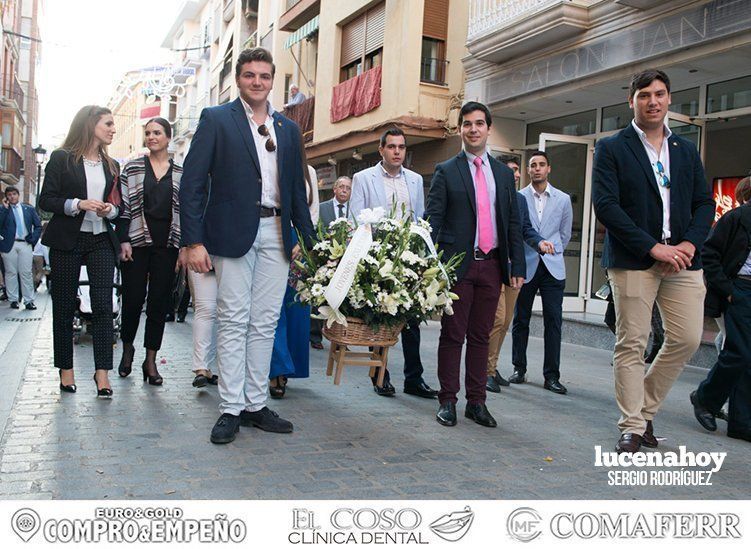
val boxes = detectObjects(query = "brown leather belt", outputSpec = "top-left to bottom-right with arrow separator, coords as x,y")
259,206 -> 281,217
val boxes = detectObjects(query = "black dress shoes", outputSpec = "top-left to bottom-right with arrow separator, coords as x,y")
436,403 -> 457,426
690,391 -> 717,432
10,301 -> 19,309
311,341 -> 324,350
508,370 -> 526,384
642,420 -> 658,448
240,407 -> 293,433
373,379 -> 396,397
176,312 -> 186,323
615,433 -> 643,454
494,371 -> 510,387
544,379 -> 568,394
164,312 -> 175,322
486,375 -> 501,393
404,381 -> 438,398
465,403 -> 497,427
25,301 -> 37,310
210,413 -> 241,444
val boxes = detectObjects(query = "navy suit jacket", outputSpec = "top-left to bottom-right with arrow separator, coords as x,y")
0,202 -> 42,253
425,151 -> 525,283
592,123 -> 714,270
180,98 -> 314,258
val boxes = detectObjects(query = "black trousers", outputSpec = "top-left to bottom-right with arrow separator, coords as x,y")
49,233 -> 115,370
698,278 -> 751,431
121,246 -> 178,350
371,318 -> 424,387
512,261 -> 565,381
310,318 -> 323,344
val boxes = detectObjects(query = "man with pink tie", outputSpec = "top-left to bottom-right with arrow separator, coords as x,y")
426,102 -> 526,427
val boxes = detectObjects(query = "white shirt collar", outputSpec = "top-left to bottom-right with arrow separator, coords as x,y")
379,161 -> 404,179
631,119 -> 672,140
239,97 -> 276,119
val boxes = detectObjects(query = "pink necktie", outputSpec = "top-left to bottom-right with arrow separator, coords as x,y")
473,156 -> 493,253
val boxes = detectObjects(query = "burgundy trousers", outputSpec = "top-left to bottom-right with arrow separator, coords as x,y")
437,257 -> 502,405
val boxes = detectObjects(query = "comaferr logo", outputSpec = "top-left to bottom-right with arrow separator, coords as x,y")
550,513 -> 741,539
594,446 -> 727,486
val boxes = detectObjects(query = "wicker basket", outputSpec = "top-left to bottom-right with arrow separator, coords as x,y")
323,317 -> 405,347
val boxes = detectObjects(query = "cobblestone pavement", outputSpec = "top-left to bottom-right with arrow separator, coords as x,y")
0,290 -> 749,500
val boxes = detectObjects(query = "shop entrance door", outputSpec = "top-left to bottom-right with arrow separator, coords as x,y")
538,134 -> 595,312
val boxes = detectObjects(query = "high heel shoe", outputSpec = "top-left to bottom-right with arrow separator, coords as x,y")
59,370 -> 77,393
269,376 -> 286,399
118,346 -> 135,378
142,361 -> 163,386
93,373 -> 113,399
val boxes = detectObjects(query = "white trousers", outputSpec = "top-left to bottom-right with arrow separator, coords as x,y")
188,270 -> 217,374
213,217 -> 289,415
1,240 -> 34,303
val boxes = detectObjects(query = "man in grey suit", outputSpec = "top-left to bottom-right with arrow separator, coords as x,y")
349,127 -> 436,399
319,176 -> 352,227
510,150 -> 573,394
310,176 -> 352,349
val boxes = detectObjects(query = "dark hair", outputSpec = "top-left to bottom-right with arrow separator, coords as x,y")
500,155 -> 519,166
528,150 -> 549,164
4,185 -> 19,196
629,69 -> 671,99
379,127 -> 406,148
736,177 -> 751,205
145,117 -> 172,139
61,105 -> 119,178
459,101 -> 492,128
235,47 -> 275,78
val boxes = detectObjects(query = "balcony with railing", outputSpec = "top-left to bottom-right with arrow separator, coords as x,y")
279,0 -> 319,32
467,0 -> 590,63
0,148 -> 23,183
420,58 -> 449,86
283,96 -> 314,142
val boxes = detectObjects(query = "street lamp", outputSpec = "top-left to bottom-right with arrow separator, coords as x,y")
32,145 -> 46,213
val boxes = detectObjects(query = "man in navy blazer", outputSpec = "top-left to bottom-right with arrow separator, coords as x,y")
510,151 -> 573,395
0,186 -> 42,309
592,69 -> 714,454
426,102 -> 525,428
181,48 -> 314,444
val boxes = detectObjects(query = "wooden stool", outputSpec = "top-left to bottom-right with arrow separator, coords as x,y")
325,343 -> 390,387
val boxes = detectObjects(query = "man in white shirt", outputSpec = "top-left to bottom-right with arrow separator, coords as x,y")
592,69 -> 714,454
349,128 -> 436,399
181,48 -> 315,444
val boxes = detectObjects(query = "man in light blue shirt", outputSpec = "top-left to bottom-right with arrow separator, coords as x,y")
0,186 -> 43,309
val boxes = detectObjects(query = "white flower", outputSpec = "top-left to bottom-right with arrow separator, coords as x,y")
400,250 -> 421,265
313,240 -> 331,251
328,217 -> 352,228
315,305 -> 348,328
311,284 -> 324,297
357,207 -> 385,225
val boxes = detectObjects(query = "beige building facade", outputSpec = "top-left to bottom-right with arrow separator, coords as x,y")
465,0 -> 751,314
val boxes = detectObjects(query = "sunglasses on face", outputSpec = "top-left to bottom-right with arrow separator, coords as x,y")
654,160 -> 670,188
257,124 -> 276,152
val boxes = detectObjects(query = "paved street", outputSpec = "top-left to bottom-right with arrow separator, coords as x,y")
0,290 -> 749,500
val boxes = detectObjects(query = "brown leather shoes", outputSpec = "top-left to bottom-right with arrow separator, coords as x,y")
642,420 -> 658,448
615,433 -> 643,454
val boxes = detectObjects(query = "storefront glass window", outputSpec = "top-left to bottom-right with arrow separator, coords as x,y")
526,110 -> 596,145
601,103 -> 631,132
669,88 -> 699,116
707,75 -> 751,113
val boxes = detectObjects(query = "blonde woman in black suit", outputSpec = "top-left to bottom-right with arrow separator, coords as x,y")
39,105 -> 120,398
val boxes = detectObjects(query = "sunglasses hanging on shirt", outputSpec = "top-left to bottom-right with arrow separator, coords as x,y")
654,160 -> 670,188
257,124 -> 276,152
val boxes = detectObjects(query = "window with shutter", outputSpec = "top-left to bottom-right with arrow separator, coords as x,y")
340,1 -> 386,80
422,0 -> 448,41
